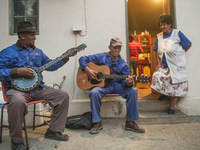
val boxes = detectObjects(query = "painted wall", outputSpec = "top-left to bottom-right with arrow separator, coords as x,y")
0,0 -> 127,99
0,0 -> 200,116
175,0 -> 200,115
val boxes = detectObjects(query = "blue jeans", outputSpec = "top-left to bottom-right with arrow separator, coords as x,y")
89,84 -> 139,123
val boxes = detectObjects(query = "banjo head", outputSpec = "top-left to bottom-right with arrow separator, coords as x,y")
11,67 -> 40,92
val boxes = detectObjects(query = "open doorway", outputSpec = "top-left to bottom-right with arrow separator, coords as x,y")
127,0 -> 175,99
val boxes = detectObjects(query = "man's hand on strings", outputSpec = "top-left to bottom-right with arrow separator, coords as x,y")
65,48 -> 77,58
17,67 -> 35,78
126,75 -> 133,86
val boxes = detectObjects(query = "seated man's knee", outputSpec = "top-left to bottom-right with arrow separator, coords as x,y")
61,91 -> 69,102
89,90 -> 96,98
130,87 -> 138,94
89,90 -> 100,100
9,93 -> 25,107
89,87 -> 105,101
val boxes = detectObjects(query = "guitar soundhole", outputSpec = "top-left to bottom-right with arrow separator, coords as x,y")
96,72 -> 103,81
89,71 -> 104,85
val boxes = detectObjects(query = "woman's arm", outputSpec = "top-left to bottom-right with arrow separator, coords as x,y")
155,52 -> 163,71
184,44 -> 192,52
179,31 -> 192,52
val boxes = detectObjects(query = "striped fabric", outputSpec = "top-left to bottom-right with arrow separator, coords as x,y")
129,41 -> 143,60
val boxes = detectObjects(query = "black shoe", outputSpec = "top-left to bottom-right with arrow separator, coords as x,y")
168,109 -> 175,114
44,128 -> 69,141
11,140 -> 26,150
158,95 -> 168,101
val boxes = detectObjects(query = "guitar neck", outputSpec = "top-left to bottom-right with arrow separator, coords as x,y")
103,74 -> 129,80
102,74 -> 151,83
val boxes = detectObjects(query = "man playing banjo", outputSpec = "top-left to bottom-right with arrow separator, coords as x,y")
0,21 -> 77,150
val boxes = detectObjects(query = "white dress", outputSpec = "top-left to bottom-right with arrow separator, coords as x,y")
150,30 -> 189,97
150,67 -> 188,97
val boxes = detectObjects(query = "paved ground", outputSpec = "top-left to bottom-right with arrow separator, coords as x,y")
1,118 -> 200,150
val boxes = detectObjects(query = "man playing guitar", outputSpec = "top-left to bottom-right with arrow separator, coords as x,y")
0,21 -> 77,149
79,37 -> 145,134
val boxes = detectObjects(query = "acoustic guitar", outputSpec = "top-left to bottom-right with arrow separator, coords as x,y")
77,62 -> 151,90
12,43 -> 87,92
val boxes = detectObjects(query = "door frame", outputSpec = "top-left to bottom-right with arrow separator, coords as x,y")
125,0 -> 176,76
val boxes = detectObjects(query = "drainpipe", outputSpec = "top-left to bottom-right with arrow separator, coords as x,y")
125,0 -> 129,68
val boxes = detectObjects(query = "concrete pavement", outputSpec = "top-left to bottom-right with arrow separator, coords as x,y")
1,118 -> 200,150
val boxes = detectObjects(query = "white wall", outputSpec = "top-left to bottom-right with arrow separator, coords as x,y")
1,0 -> 199,116
0,0 -> 127,99
175,0 -> 200,115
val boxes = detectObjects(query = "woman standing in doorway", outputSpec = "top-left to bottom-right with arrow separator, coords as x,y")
151,14 -> 192,114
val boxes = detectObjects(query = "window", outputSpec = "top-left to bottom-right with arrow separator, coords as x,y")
10,0 -> 39,35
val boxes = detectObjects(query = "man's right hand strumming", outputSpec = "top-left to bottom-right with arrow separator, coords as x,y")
17,67 -> 35,78
84,67 -> 97,80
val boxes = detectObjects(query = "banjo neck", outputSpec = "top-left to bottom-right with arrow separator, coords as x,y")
36,44 -> 86,73
36,50 -> 74,73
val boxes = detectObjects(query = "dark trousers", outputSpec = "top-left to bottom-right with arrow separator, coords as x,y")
6,87 -> 69,143
129,59 -> 138,85
129,59 -> 138,77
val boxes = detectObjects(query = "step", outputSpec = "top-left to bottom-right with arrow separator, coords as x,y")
68,97 -> 170,118
68,98 -> 200,124
138,98 -> 170,112
137,110 -> 189,125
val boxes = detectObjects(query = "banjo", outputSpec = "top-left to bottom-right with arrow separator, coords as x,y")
11,43 -> 87,92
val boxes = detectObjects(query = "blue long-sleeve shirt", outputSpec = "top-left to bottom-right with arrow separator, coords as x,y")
79,52 -> 130,89
0,41 -> 67,94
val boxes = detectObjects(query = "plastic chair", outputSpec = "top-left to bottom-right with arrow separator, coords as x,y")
0,81 -> 51,150
140,57 -> 151,76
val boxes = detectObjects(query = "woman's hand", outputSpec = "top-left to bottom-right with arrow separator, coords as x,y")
84,67 -> 97,80
155,64 -> 163,72
155,52 -> 163,72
